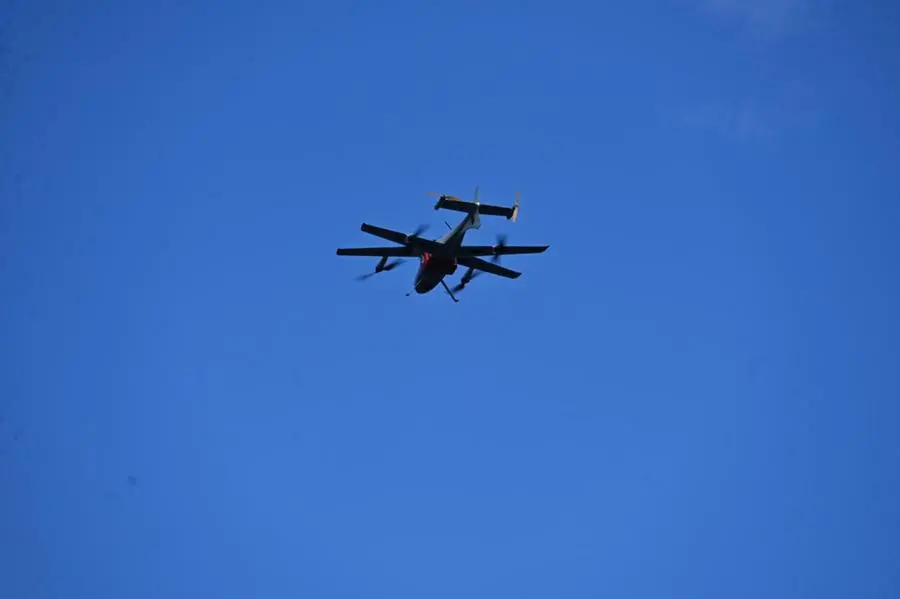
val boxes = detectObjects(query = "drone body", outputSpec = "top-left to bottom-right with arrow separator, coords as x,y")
336,187 -> 549,302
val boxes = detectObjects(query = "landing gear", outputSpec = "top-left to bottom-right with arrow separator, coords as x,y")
439,279 -> 460,303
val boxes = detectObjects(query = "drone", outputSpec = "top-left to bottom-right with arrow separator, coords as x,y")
335,187 -> 549,302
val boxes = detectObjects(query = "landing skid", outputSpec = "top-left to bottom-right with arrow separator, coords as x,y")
406,282 -> 459,303
440,279 -> 459,303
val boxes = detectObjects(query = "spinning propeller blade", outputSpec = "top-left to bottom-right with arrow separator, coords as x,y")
426,191 -> 463,202
408,223 -> 429,238
355,256 -> 405,281
451,233 -> 507,293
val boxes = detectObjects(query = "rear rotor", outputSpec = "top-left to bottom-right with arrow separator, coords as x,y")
426,191 -> 463,202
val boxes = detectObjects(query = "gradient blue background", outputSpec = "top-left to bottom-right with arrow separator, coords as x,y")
2,1 -> 899,597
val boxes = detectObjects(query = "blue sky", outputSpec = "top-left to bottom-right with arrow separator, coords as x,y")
2,0 -> 898,597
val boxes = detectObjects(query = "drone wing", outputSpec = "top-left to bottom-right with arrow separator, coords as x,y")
457,256 -> 521,279
359,223 -> 410,245
336,246 -> 414,256
456,244 -> 550,257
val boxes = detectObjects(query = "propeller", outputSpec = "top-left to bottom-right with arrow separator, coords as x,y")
406,223 -> 429,240
494,233 -> 508,255
451,233 -> 507,293
356,255 -> 405,281
426,191 -> 463,202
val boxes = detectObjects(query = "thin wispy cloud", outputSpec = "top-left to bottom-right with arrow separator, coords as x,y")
684,100 -> 774,143
681,83 -> 819,143
678,1 -> 828,142
696,0 -> 830,39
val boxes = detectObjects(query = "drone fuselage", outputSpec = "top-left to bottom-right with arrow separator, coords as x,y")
412,252 -> 458,294
336,189 -> 548,302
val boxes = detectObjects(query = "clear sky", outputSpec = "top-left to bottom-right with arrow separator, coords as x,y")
2,1 -> 898,597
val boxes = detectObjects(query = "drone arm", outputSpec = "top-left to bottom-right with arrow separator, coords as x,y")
336,246 -> 413,256
456,244 -> 550,257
